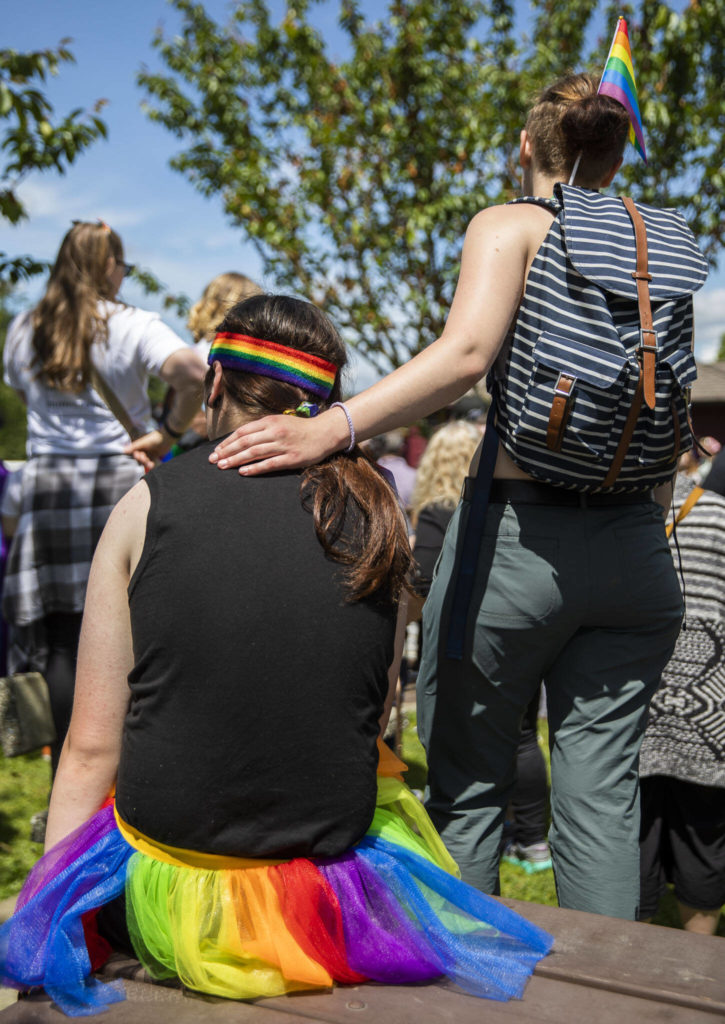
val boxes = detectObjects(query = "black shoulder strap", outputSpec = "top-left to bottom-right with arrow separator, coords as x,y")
445,399 -> 499,660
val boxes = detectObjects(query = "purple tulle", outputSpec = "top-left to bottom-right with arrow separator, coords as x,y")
320,836 -> 553,1000
16,805 -> 118,911
319,850 -> 441,982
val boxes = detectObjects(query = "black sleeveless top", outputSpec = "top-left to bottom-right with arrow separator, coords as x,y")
115,439 -> 396,859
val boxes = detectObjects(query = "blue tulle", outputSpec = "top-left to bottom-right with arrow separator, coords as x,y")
0,825 -> 132,1016
353,836 -> 553,1000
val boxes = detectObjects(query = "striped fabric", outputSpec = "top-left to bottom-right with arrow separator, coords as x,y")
491,185 -> 709,492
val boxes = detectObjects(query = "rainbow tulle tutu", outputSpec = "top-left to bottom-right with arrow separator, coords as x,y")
0,748 -> 552,1016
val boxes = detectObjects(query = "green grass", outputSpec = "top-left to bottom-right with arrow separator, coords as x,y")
0,751 -> 48,900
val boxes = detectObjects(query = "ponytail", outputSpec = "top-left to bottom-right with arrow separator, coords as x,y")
303,450 -> 412,603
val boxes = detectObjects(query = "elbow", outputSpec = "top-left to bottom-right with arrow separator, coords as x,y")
458,346 -> 490,388
436,331 -> 492,388
64,729 -> 119,769
162,348 -> 207,390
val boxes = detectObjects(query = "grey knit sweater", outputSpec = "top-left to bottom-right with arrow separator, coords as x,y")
639,475 -> 725,788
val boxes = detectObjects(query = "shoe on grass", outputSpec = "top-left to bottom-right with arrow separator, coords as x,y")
29,809 -> 48,845
501,841 -> 552,874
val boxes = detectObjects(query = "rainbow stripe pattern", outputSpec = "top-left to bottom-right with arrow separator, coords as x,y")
598,17 -> 647,163
0,746 -> 552,1016
210,332 -> 337,399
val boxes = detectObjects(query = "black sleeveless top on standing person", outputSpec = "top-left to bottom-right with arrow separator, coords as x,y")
114,438 -> 397,859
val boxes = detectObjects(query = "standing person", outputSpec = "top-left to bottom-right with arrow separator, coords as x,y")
2,220 -> 205,779
409,420 -> 481,598
159,272 -> 263,454
187,272 -> 263,362
377,430 -> 418,513
0,295 -> 551,1016
205,73 -> 707,919
410,424 -> 551,874
639,475 -> 725,935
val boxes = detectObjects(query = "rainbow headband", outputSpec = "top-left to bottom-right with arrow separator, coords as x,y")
209,332 -> 337,399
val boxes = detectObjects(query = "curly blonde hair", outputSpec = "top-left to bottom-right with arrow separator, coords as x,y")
410,421 -> 480,526
187,273 -> 262,343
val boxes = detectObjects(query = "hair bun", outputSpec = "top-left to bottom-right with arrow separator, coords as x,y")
560,94 -> 630,159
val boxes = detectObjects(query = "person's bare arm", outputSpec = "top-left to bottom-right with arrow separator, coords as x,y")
654,477 -> 676,517
44,481 -> 149,851
211,204 -> 546,475
125,348 -> 206,470
379,594 -> 408,736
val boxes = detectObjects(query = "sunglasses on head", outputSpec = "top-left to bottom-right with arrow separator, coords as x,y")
70,220 -> 134,275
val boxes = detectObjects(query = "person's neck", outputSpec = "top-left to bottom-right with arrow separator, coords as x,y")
524,169 -> 598,198
526,169 -> 563,198
208,407 -> 256,441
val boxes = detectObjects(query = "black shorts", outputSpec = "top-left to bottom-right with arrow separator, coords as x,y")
639,775 -> 725,919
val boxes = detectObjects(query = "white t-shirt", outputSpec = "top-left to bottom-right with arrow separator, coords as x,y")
4,303 -> 189,456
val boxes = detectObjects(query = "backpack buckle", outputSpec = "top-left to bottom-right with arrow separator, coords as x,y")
547,373 -> 576,451
639,328 -> 657,354
553,372 -> 577,399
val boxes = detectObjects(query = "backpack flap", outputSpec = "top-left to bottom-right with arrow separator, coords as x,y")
555,184 -> 709,301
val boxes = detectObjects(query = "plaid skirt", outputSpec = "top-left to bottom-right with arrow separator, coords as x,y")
2,454 -> 143,630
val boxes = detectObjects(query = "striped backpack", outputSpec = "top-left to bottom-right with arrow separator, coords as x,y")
490,184 -> 709,492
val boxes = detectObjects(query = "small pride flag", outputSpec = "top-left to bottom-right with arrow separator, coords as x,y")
598,17 -> 647,164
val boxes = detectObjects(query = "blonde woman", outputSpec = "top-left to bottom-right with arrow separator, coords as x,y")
166,273 -> 263,449
409,420 -> 480,598
188,272 -> 262,360
3,221 -> 205,776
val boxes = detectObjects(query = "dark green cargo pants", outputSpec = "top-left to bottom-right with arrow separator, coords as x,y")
416,496 -> 683,920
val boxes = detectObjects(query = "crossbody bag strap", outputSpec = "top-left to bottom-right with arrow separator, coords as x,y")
89,366 -> 144,442
665,485 -> 704,538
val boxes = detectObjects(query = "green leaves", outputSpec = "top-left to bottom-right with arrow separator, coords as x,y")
0,42 -> 108,285
140,0 -> 725,371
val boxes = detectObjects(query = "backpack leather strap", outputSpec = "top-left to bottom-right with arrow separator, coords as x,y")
603,362 -> 644,489
622,196 -> 657,411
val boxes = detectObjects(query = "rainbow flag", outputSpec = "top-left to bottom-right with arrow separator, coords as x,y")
598,17 -> 647,163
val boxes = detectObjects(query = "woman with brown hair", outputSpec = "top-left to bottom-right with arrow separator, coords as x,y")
0,294 -> 550,1015
207,73 -> 707,919
2,221 -> 205,777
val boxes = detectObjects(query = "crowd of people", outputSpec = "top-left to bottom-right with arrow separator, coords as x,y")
0,67 -> 721,1019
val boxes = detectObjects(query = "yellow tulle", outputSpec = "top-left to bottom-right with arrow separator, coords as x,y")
126,853 -> 333,999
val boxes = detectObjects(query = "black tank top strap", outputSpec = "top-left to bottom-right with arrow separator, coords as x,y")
506,195 -> 561,213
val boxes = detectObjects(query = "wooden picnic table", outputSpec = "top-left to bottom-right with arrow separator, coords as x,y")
1,897 -> 723,1023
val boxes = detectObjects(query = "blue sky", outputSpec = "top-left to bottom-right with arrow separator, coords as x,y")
5,0 -> 724,388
